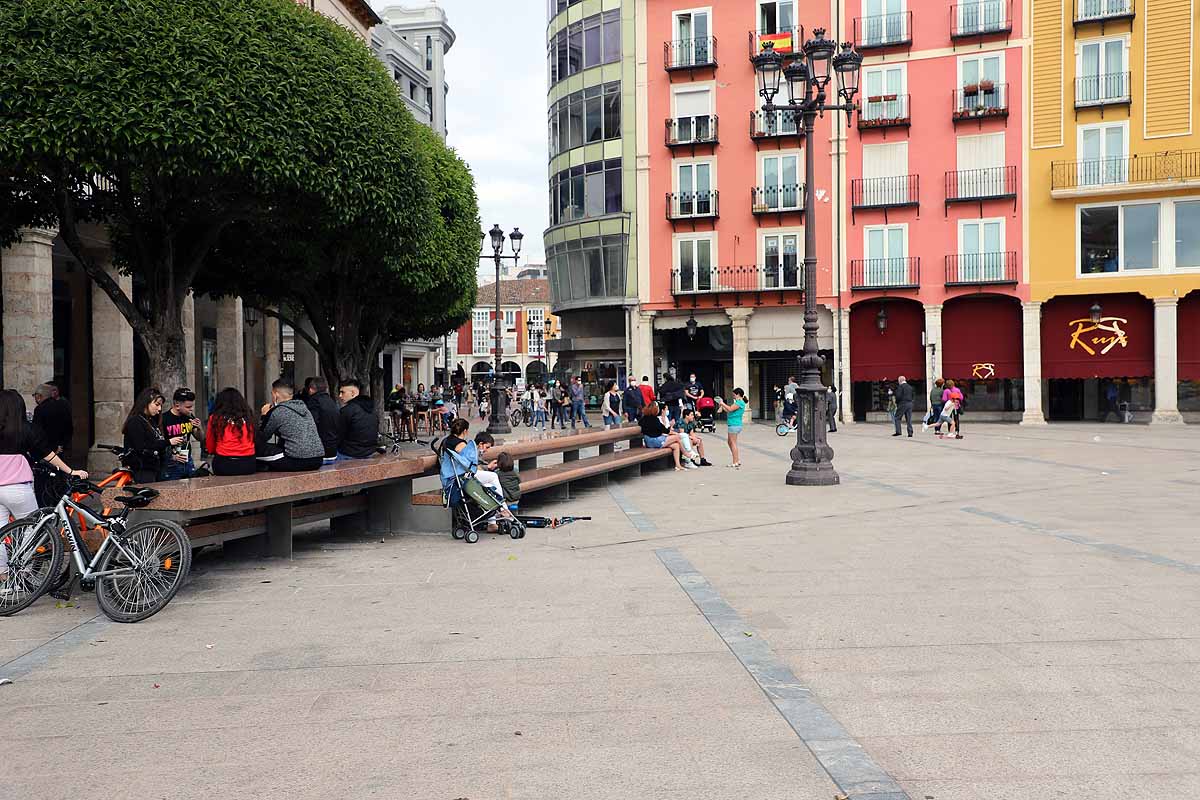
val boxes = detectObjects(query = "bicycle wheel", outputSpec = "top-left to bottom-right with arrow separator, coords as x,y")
0,513 -> 63,616
775,422 -> 793,437
94,520 -> 192,623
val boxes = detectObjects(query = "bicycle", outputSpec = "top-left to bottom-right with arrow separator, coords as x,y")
775,410 -> 798,437
0,477 -> 191,622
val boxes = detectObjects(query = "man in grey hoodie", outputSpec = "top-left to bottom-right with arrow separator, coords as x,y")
257,378 -> 325,472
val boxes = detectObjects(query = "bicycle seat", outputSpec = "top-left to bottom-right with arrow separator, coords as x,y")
114,487 -> 160,508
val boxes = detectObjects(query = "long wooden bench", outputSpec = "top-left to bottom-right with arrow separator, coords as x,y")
126,423 -> 659,557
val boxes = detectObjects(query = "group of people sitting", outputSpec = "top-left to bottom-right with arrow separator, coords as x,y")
384,382 -> 461,439
619,372 -> 748,470
120,377 -> 383,481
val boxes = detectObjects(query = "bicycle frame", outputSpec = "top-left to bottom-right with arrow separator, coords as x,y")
69,468 -> 134,539
47,496 -> 139,580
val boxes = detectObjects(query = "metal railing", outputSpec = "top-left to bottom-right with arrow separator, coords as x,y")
751,184 -> 805,213
747,26 -> 804,60
944,251 -> 1018,285
858,93 -> 911,129
853,11 -> 912,48
1075,0 -> 1134,23
665,115 -> 719,147
1050,149 -> 1200,190
851,175 -> 920,209
951,0 -> 1012,37
1075,72 -> 1131,106
945,166 -> 1018,201
671,265 -> 804,294
850,257 -> 921,290
665,190 -> 720,220
749,109 -> 801,138
664,37 -> 718,70
952,83 -> 1009,120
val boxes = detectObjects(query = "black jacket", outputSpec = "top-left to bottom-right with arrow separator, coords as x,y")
659,379 -> 686,403
622,385 -> 644,416
337,395 -> 379,459
122,415 -> 169,483
303,391 -> 341,459
32,397 -> 73,453
895,382 -> 915,404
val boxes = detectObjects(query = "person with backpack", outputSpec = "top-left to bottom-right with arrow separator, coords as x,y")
622,379 -> 644,423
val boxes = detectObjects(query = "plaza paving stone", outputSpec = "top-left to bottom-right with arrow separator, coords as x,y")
2,421 -> 1199,799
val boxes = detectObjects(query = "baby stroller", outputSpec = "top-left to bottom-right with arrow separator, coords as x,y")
696,396 -> 717,433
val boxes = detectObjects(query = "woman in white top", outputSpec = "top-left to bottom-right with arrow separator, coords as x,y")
600,381 -> 622,426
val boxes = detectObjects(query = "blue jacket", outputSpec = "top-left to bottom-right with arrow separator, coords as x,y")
439,440 -> 478,488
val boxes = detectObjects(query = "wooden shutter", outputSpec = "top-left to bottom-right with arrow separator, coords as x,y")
1031,0 -> 1063,147
1145,0 -> 1193,137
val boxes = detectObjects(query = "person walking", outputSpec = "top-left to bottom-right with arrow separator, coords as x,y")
715,388 -> 748,469
600,381 -> 622,426
569,375 -> 592,428
205,388 -> 258,476
892,376 -> 915,437
942,379 -> 965,439
826,385 -> 838,432
622,379 -> 644,423
925,378 -> 945,434
638,375 -> 656,409
551,380 -> 569,429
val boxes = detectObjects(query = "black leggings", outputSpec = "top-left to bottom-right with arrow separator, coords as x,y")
259,455 -> 323,472
212,455 -> 257,476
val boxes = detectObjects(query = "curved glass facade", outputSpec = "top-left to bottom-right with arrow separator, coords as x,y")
548,81 -> 621,159
547,9 -> 621,89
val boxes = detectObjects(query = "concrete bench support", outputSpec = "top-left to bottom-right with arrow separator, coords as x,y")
519,456 -> 538,472
599,442 -> 615,456
224,501 -> 293,559
562,449 -> 580,463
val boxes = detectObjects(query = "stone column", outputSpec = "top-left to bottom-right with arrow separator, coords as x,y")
215,296 -> 245,395
835,308 -> 853,424
89,258 -> 135,473
181,292 -> 197,390
1152,297 -> 1184,424
1,227 -> 56,408
1020,301 -> 1046,424
264,312 -> 282,394
923,304 -> 943,385
633,309 -> 656,382
726,308 -> 754,413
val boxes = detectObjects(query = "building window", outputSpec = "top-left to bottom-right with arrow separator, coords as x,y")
584,14 -> 602,69
546,234 -> 628,305
472,310 -> 491,354
549,82 -> 621,158
672,86 -> 713,143
861,0 -> 906,47
426,87 -> 433,110
957,218 -> 1005,281
603,10 -> 622,62
1123,204 -> 1159,270
425,36 -> 433,71
1078,121 -> 1127,186
955,132 -> 1006,196
1079,202 -> 1159,273
672,9 -> 712,67
1176,201 -> 1200,269
676,235 -> 715,292
676,160 -> 714,216
410,82 -> 419,102
862,224 -> 910,285
503,309 -> 517,331
957,53 -> 1003,111
603,83 -> 621,140
548,11 -> 622,88
956,0 -> 1008,34
759,152 -> 801,210
762,231 -> 800,288
861,64 -> 905,122
1077,37 -> 1128,105
862,141 -> 909,205
548,158 -> 623,226
527,307 -> 546,355
605,158 -> 623,214
584,85 -> 604,143
759,0 -> 795,32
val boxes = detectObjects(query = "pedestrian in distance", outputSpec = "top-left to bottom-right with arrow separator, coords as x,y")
569,375 -> 592,428
782,376 -> 799,426
924,378 -> 945,434
622,379 -> 644,424
31,382 -> 73,457
600,381 -> 622,426
205,387 -> 257,476
892,376 -> 915,437
715,388 -> 748,469
940,379 -> 964,439
638,375 -> 655,409
826,385 -> 838,433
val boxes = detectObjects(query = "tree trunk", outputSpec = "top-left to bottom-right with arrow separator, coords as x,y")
142,324 -> 188,396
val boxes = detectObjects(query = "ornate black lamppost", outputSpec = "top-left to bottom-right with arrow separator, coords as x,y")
754,30 -> 862,486
480,224 -> 523,434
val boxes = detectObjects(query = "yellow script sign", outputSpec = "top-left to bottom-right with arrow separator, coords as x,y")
1068,317 -> 1129,356
971,363 -> 996,379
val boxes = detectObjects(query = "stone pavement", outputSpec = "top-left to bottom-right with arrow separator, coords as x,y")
3,421 -> 1200,799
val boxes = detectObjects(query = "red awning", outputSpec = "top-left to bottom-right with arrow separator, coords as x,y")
941,296 -> 1024,381
1041,293 -> 1154,379
850,300 -> 925,382
1180,291 -> 1200,381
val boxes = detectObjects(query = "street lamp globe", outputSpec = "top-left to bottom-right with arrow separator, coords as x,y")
1089,301 -> 1103,323
783,59 -> 809,106
686,314 -> 698,341
876,305 -> 889,332
833,42 -> 864,108
753,42 -> 784,104
509,227 -> 524,257
803,28 -> 837,92
488,223 -> 505,256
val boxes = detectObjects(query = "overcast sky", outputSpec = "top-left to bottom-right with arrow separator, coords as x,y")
372,0 -> 550,274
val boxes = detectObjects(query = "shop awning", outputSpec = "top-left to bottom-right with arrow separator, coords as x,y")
941,295 -> 1024,381
1179,291 -> 1200,382
850,300 -> 925,382
1041,293 -> 1154,379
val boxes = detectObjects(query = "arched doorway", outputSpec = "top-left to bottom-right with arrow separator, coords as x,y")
470,361 -> 493,384
849,299 -> 925,421
941,294 -> 1024,419
526,360 -> 548,385
500,361 -> 522,383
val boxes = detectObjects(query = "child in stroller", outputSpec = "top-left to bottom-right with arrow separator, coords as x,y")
695,395 -> 717,433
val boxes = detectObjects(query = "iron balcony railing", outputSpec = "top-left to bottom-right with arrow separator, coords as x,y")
851,175 -> 920,209
749,109 -> 802,139
1074,0 -> 1134,24
953,82 -> 1009,121
851,257 -> 921,290
853,11 -> 912,49
747,26 -> 804,60
1075,72 -> 1131,107
665,115 -> 719,147
944,251 -> 1018,285
1050,149 -> 1200,190
664,37 -> 718,70
751,184 -> 805,214
858,93 -> 911,130
666,190 -> 719,221
672,265 -> 804,294
950,0 -> 1012,37
945,166 -> 1018,202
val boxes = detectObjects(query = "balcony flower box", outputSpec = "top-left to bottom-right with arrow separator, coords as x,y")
963,83 -> 979,95
979,79 -> 995,91
866,93 -> 898,103
752,202 -> 770,213
859,116 -> 905,128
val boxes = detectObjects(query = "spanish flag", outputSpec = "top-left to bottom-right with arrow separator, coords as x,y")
759,31 -> 794,54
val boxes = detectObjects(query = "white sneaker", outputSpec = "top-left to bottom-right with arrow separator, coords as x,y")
683,460 -> 698,469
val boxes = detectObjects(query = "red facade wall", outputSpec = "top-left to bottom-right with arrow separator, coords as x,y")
941,295 -> 1023,381
1041,293 -> 1153,379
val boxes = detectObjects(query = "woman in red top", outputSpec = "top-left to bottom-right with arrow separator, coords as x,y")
205,388 -> 257,475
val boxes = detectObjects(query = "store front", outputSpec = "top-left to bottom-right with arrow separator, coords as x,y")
1180,290 -> 1200,418
849,299 -> 925,422
1041,293 -> 1154,421
941,295 -> 1025,418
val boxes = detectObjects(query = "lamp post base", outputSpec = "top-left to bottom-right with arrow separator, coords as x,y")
487,384 -> 512,435
785,385 -> 840,486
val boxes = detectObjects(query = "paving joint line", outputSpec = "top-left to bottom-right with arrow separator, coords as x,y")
606,482 -> 657,532
1,612 -> 112,680
656,547 -> 912,800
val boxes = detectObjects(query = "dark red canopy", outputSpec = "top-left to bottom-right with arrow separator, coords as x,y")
850,300 -> 924,382
941,295 -> 1023,381
1041,293 -> 1153,379
1179,291 -> 1200,382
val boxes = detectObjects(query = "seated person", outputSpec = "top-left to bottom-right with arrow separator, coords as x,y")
336,378 -> 380,460
496,451 -> 521,511
257,378 -> 325,472
676,408 -> 713,467
637,402 -> 684,471
439,399 -> 457,430
438,421 -> 517,523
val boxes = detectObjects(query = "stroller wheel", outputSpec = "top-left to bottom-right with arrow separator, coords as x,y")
465,529 -> 479,544
452,527 -> 467,540
509,522 -> 525,540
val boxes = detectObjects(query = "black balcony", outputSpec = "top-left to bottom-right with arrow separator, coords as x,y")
953,82 -> 1009,123
1074,0 -> 1134,25
664,37 -> 717,71
671,264 -> 804,296
665,116 -> 719,148
749,109 -> 803,140
858,94 -> 911,131
1075,72 -> 1131,109
950,0 -> 1012,38
666,190 -> 719,222
851,175 -> 920,211
1050,149 -> 1200,191
850,257 -> 921,290
853,12 -> 912,50
751,185 -> 805,215
747,26 -> 804,61
945,166 -> 1018,204
944,252 -> 1018,286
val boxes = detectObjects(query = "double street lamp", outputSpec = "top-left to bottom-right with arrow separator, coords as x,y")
753,29 -> 862,486
480,223 -> 523,435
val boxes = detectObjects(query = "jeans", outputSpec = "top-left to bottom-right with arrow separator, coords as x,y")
930,403 -> 944,430
159,455 -> 195,481
571,400 -> 590,427
602,412 -> 619,426
533,409 -> 546,429
894,403 -> 914,436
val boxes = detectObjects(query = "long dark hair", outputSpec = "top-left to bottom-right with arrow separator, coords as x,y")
210,387 -> 254,439
123,387 -> 164,435
0,389 -> 30,453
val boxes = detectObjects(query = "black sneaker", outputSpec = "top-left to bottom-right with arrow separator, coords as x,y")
699,459 -> 713,466
891,433 -> 901,437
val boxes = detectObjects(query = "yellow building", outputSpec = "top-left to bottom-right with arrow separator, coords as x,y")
1028,0 -> 1200,422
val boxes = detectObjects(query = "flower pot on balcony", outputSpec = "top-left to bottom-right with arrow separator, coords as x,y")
978,79 -> 995,91
881,93 -> 898,102
963,83 -> 979,95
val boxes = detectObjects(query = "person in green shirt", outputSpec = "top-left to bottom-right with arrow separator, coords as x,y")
715,388 -> 748,469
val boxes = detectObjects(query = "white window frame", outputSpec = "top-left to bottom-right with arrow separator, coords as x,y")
1174,200 -> 1200,272
673,157 -> 717,217
861,223 -> 912,286
673,231 -> 718,292
672,7 -> 714,66
757,150 -> 803,211
757,0 -> 796,34
472,310 -> 491,355
1075,198 -> 1168,277
526,306 -> 546,355
955,217 -> 1007,282
956,0 -> 1009,34
861,0 -> 908,46
1075,35 -> 1130,105
861,63 -> 907,122
1076,120 -> 1129,186
758,227 -> 804,289
752,84 -> 798,134
956,52 -> 1005,114
861,141 -> 910,206
503,309 -> 517,331
671,82 -> 716,143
